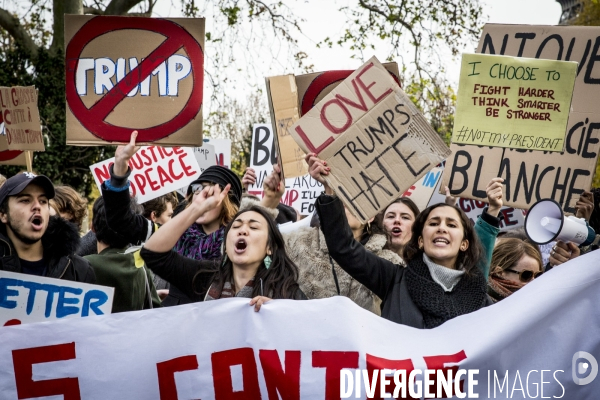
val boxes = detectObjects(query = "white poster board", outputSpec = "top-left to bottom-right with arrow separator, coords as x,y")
90,146 -> 201,203
249,124 -> 323,214
0,270 -> 113,327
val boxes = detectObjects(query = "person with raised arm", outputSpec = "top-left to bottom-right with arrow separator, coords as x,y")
140,183 -> 306,309
308,153 -> 498,328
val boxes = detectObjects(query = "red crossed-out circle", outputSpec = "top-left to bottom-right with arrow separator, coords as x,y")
65,17 -> 204,142
301,69 -> 402,116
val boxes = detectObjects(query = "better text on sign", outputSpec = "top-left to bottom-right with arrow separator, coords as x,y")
1,250 -> 600,397
453,54 -> 576,152
90,146 -> 200,203
289,56 -> 450,223
0,271 -> 113,327
441,25 -> 600,213
249,124 -> 323,215
65,15 -> 205,146
0,86 -> 44,151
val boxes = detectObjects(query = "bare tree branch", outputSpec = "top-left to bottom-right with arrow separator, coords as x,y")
83,6 -> 104,15
0,7 -> 39,57
104,0 -> 146,15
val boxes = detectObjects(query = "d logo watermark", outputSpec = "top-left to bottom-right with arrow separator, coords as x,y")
572,351 -> 598,385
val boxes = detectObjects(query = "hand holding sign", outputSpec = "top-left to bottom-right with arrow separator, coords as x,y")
575,191 -> 594,221
261,165 -> 285,209
114,130 -> 141,176
305,153 -> 333,195
242,167 -> 257,190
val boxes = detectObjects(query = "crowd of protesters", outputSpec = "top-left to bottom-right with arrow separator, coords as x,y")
0,130 -> 595,327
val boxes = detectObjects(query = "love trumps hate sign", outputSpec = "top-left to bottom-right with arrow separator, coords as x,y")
289,56 -> 450,223
452,54 -> 577,152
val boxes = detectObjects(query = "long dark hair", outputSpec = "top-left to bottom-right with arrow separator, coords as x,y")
197,206 -> 302,299
402,203 -> 484,274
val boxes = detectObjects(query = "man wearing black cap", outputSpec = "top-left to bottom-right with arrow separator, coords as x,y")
0,172 -> 95,282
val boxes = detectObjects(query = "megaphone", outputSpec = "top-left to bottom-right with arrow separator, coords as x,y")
525,199 -> 596,245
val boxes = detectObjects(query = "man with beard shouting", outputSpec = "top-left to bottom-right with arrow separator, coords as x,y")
0,172 -> 95,283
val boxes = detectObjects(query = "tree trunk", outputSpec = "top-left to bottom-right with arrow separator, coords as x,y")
50,0 -> 83,55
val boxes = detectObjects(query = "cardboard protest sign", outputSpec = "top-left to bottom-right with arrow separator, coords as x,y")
428,169 -> 526,231
0,134 -> 28,166
289,56 -> 450,223
453,54 -> 576,151
442,24 -> 600,213
203,138 -> 231,168
249,124 -> 323,214
90,146 -> 200,203
0,86 -> 44,151
265,75 -> 306,179
0,270 -> 113,327
265,63 -> 401,179
65,15 -> 205,146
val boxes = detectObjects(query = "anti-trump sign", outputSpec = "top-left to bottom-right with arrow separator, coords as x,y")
65,15 -> 205,146
90,146 -> 200,203
0,250 -> 599,398
289,56 -> 450,223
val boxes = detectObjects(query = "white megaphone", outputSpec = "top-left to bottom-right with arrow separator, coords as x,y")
525,199 -> 596,245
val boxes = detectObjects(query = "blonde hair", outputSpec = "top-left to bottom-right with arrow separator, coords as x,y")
186,184 -> 239,227
491,238 -> 543,276
49,185 -> 88,228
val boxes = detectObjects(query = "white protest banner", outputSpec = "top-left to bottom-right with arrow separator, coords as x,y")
0,86 -> 44,151
0,271 -> 113,327
0,251 -> 599,398
204,138 -> 231,168
89,146 -> 200,203
442,25 -> 600,213
65,15 -> 205,146
249,124 -> 323,214
289,56 -> 450,223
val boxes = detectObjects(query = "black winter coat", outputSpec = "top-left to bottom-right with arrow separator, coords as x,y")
0,216 -> 96,283
316,194 -> 491,328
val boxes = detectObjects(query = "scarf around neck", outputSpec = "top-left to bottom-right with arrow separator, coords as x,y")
205,277 -> 255,301
487,274 -> 524,302
174,224 -> 225,261
405,254 -> 487,329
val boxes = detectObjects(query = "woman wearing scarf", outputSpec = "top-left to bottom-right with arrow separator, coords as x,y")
488,238 -> 543,301
140,183 -> 306,306
308,153 -> 502,329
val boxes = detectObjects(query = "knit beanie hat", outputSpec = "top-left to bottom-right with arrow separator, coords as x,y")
187,165 -> 242,207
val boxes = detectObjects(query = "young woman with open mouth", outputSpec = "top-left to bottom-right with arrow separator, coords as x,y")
307,153 -> 503,328
141,184 -> 306,310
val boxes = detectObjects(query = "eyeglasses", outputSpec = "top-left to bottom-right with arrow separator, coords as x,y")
504,268 -> 543,283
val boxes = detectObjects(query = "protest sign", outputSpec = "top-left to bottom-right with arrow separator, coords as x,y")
203,138 -> 231,168
0,86 -> 44,151
0,270 -> 113,327
90,146 -> 200,203
428,171 -> 526,231
400,164 -> 444,211
289,56 -> 450,223
265,63 -> 401,179
442,25 -> 600,213
452,54 -> 576,151
65,15 -> 205,146
249,124 -> 323,214
1,250 -> 600,398
265,75 -> 306,179
0,134 -> 28,166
